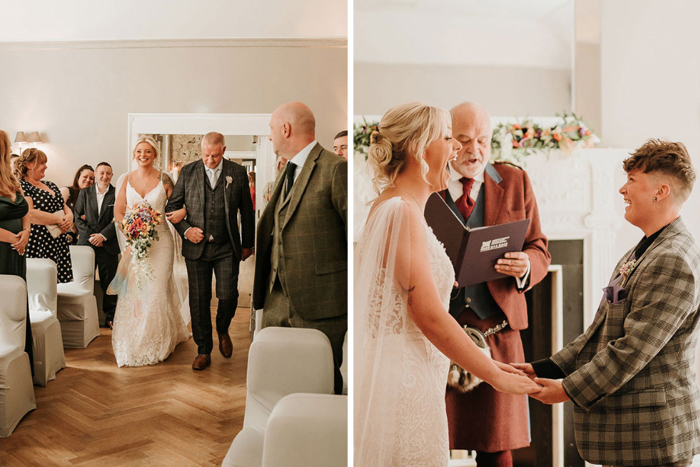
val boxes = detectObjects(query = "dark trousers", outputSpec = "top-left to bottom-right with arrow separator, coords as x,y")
262,278 -> 347,395
185,246 -> 240,355
94,248 -> 119,322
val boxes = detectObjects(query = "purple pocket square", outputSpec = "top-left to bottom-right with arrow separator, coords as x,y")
603,284 -> 628,304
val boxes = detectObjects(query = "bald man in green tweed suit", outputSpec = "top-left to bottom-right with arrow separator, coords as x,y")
516,139 -> 700,467
253,102 -> 347,394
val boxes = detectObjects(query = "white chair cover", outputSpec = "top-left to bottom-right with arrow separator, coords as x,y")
222,327 -> 334,467
262,393 -> 347,467
56,246 -> 100,348
26,258 -> 66,386
340,331 -> 348,395
0,275 -> 36,437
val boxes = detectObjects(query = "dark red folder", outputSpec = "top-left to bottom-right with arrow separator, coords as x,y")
424,193 -> 531,287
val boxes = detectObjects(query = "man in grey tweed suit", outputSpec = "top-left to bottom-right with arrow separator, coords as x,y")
166,132 -> 255,370
515,139 -> 700,467
253,102 -> 347,394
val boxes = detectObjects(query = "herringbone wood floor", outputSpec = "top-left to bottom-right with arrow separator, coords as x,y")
0,307 -> 251,466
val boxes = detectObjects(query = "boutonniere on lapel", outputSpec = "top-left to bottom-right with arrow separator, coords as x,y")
619,259 -> 638,287
225,176 -> 233,189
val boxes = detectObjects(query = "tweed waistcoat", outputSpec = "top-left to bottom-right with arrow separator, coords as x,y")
203,175 -> 230,245
269,188 -> 291,293
448,185 -> 503,320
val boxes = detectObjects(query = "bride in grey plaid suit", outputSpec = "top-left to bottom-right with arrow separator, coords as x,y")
516,139 -> 700,467
166,132 -> 255,371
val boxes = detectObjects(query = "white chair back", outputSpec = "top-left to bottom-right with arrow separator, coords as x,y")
0,275 -> 28,350
68,246 -> 95,290
26,258 -> 58,317
246,327 -> 334,421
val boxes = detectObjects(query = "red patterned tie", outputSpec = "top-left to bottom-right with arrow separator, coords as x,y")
455,177 -> 475,221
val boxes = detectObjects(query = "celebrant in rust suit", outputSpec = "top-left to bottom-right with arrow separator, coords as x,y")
253,102 -> 347,394
166,132 -> 255,371
442,102 -> 550,466
515,139 -> 700,467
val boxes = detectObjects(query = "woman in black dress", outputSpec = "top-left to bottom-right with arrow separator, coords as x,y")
0,130 -> 33,370
14,148 -> 74,283
60,164 -> 94,245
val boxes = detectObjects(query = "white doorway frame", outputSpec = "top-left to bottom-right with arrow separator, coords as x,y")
127,112 -> 274,217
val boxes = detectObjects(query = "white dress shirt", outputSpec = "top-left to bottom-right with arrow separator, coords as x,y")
94,184 -> 110,241
205,158 -> 224,188
288,140 -> 317,183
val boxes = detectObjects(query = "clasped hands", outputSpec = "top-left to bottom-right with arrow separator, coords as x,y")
12,229 -> 30,255
510,363 -> 571,405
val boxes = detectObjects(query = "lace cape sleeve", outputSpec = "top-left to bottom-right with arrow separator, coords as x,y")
354,197 -> 415,464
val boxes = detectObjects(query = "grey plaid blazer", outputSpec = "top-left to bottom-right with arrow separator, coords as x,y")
166,159 -> 255,261
253,143 -> 347,321
551,217 -> 700,465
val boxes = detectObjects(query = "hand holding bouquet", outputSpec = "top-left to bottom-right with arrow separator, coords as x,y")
119,201 -> 162,285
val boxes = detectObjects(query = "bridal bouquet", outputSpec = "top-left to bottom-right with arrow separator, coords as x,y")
120,201 -> 162,285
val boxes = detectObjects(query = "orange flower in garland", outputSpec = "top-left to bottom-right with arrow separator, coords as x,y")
490,111 -> 599,163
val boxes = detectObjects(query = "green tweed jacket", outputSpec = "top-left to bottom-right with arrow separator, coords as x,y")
253,143 -> 347,321
551,217 -> 700,466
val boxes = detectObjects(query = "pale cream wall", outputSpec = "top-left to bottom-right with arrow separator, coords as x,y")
0,45 -> 347,186
354,63 -> 571,117
601,0 -> 700,245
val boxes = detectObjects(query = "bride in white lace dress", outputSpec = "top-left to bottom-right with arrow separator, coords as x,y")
354,103 -> 541,466
111,137 -> 190,367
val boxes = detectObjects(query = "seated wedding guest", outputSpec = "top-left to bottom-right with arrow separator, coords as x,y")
516,139 -> 700,467
0,130 -> 34,371
444,102 -> 550,467
354,102 -> 540,466
248,171 -> 256,210
74,162 -> 119,329
333,130 -> 348,159
15,148 -> 73,283
61,164 -> 94,245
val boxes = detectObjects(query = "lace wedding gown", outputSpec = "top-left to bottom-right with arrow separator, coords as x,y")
355,197 -> 455,466
111,179 -> 189,367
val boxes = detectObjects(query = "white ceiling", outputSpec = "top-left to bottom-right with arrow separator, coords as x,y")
0,0 -> 347,42
354,0 -> 574,69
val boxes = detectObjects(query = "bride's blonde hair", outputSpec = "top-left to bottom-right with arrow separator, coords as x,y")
368,102 -> 450,194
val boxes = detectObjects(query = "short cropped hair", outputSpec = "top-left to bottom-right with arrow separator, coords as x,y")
334,130 -> 348,139
623,138 -> 695,203
95,161 -> 112,171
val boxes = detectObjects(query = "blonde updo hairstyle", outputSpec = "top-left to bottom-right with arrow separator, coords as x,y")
14,147 -> 48,181
132,136 -> 160,160
368,102 -> 450,193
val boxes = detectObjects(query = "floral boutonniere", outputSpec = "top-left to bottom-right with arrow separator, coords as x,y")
225,176 -> 233,189
619,259 -> 638,287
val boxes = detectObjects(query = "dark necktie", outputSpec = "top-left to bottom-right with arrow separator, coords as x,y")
455,177 -> 475,221
284,163 -> 297,198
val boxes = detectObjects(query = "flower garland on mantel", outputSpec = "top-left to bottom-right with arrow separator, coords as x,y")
354,112 -> 599,165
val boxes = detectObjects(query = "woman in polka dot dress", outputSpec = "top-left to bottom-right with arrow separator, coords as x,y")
15,148 -> 74,283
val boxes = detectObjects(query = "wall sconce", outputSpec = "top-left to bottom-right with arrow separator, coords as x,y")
14,132 -> 27,154
14,131 -> 42,154
27,132 -> 42,147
